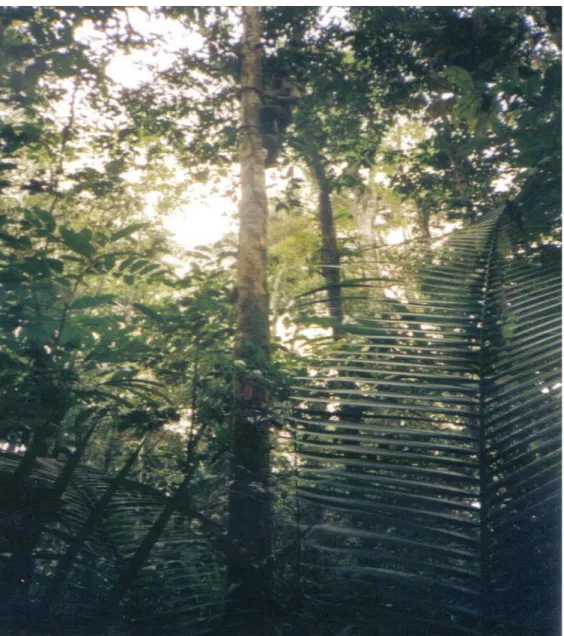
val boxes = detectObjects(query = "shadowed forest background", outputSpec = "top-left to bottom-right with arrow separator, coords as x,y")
0,6 -> 561,636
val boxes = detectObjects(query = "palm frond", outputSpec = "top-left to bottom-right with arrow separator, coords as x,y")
292,209 -> 561,635
483,231 -> 561,634
0,451 -> 223,634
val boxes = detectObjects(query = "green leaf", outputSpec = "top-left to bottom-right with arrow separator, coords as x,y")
442,66 -> 475,93
0,266 -> 28,283
293,209 -> 561,633
103,254 -> 116,270
35,208 -> 57,233
59,325 -> 83,345
60,227 -> 95,258
118,256 -> 136,272
70,294 -> 116,310
0,231 -> 32,250
75,407 -> 98,426
133,302 -> 165,324
111,222 -> 148,242
18,257 -> 53,277
44,258 -> 64,273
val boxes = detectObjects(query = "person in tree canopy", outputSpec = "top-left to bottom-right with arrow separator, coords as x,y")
260,69 -> 300,167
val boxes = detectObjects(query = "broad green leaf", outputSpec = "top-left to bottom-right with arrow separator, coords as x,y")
60,227 -> 95,258
59,325 -> 83,345
70,294 -> 116,310
0,266 -> 28,283
111,222 -> 148,242
0,231 -> 32,250
133,302 -> 165,323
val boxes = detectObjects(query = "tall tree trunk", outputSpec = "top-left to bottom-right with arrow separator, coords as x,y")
417,206 -> 431,239
308,151 -> 343,336
225,7 -> 272,635
354,167 -> 380,279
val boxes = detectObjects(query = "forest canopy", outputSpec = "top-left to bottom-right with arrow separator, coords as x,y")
0,6 -> 561,636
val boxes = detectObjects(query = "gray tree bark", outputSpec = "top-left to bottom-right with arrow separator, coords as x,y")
224,7 -> 272,635
308,149 -> 344,336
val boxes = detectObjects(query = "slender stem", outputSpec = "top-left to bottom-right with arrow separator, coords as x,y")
477,213 -> 503,634
187,343 -> 200,463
